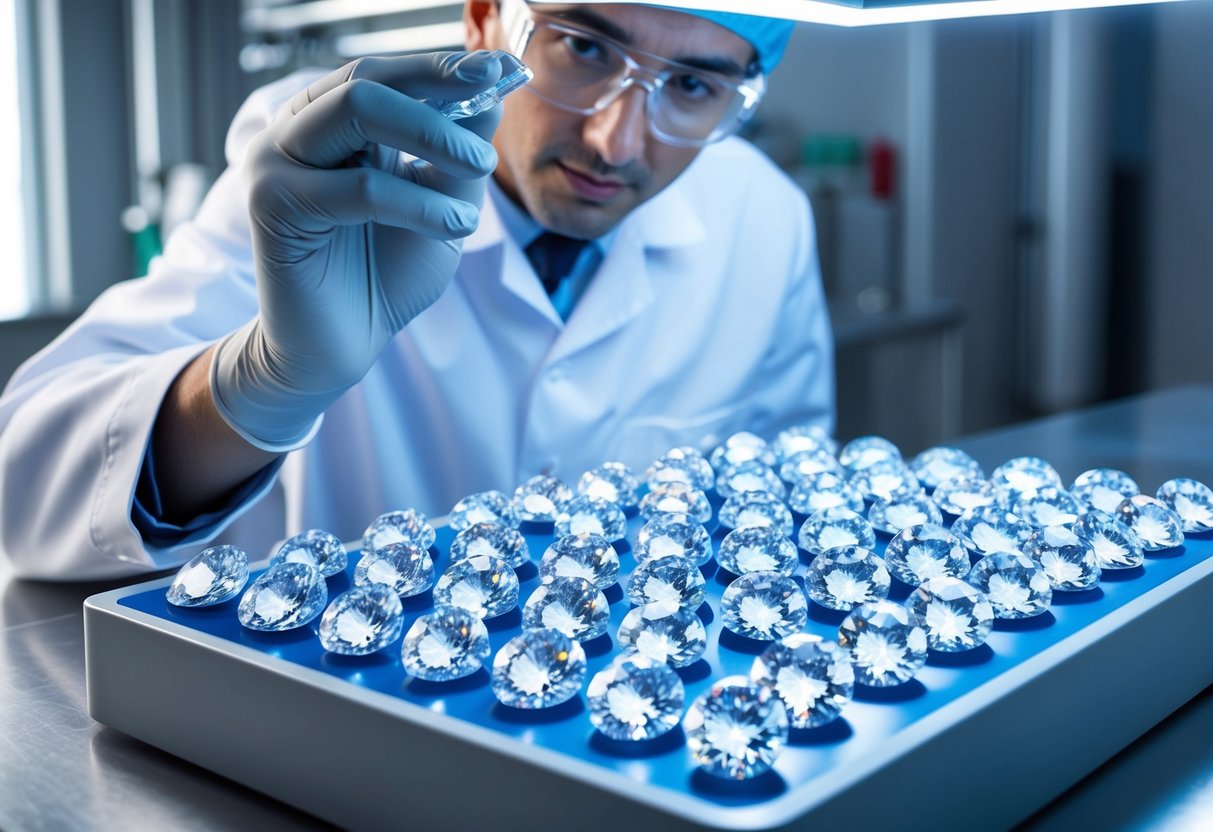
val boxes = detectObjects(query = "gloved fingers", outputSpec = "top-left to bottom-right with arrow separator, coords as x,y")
286,165 -> 481,239
278,78 -> 498,176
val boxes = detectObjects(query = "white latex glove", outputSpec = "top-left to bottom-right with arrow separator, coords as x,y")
212,50 -> 504,451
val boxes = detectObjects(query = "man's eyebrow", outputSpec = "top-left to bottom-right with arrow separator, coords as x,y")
549,7 -> 750,79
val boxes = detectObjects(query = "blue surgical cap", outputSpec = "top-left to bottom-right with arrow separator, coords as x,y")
667,9 -> 796,75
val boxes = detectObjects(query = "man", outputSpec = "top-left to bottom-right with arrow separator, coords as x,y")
0,1 -> 832,579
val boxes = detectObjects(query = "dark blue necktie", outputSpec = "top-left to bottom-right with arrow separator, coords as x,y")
525,232 -> 588,295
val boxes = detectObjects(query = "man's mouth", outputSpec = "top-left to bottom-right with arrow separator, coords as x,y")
558,162 -> 627,202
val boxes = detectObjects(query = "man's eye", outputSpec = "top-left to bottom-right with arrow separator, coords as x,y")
673,74 -> 716,101
563,35 -> 605,60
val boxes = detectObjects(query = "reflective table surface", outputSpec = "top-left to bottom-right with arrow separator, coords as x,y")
2,386 -> 1211,831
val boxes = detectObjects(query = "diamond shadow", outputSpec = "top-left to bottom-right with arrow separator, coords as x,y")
887,578 -> 914,602
689,768 -> 788,803
714,566 -> 741,587
491,696 -> 585,724
603,583 -> 624,605
718,629 -> 775,655
1144,545 -> 1186,559
400,589 -> 435,612
519,520 -> 555,536
695,602 -> 714,625
404,667 -> 490,697
675,659 -> 712,684
1100,565 -> 1146,582
239,625 -> 318,647
485,607 -> 523,631
699,560 -> 719,581
808,603 -> 848,626
853,679 -> 927,702
788,718 -> 853,746
1051,587 -> 1105,605
582,632 -> 614,658
321,650 -> 398,670
514,561 -> 539,582
993,610 -> 1056,632
589,726 -> 685,758
927,644 -> 994,667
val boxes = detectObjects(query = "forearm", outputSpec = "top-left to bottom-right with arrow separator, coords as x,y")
151,345 -> 280,524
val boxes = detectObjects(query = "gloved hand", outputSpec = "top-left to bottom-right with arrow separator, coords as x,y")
211,51 -> 505,451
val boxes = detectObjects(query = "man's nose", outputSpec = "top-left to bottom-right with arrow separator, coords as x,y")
582,84 -> 648,168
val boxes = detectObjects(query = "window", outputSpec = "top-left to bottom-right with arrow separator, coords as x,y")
0,0 -> 28,319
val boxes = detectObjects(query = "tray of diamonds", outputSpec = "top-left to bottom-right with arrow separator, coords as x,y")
84,432 -> 1213,831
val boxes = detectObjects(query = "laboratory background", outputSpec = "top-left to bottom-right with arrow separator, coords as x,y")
1,1 -> 1211,830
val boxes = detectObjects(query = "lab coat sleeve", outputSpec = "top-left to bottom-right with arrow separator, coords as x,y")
0,73 -> 319,581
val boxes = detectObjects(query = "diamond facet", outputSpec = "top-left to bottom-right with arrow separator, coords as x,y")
779,448 -> 842,484
751,634 -> 853,730
837,601 -> 928,686
797,507 -> 875,556
167,545 -> 249,608
883,523 -> 969,586
449,490 -> 520,531
237,562 -> 327,631
577,462 -> 640,509
540,533 -> 620,589
512,475 -> 573,523
1073,510 -> 1145,570
717,527 -> 799,576
362,509 -> 436,555
1023,525 -> 1101,591
491,628 -> 587,709
626,556 -> 707,615
353,542 -> 435,598
1116,495 -> 1185,551
271,529 -> 347,578
967,553 -> 1053,618
806,546 -> 891,610
933,476 -> 997,516
718,490 -> 794,537
906,577 -> 994,652
400,608 -> 490,681
617,604 -> 708,667
433,555 -> 520,619
638,481 -> 713,524
789,471 -> 864,515
720,570 -> 808,640
850,458 -> 921,503
1014,487 -> 1082,530
645,446 -> 714,491
950,505 -> 1033,556
522,576 -> 610,641
634,514 -> 712,567
715,460 -> 786,501
910,447 -> 984,492
449,522 -> 530,569
1156,478 -> 1213,533
587,654 -> 685,741
318,584 -> 404,655
554,496 -> 628,542
867,493 -> 943,535
773,424 -> 836,463
839,436 -> 901,474
684,675 -> 788,780
1070,469 -> 1140,514
991,457 -> 1063,507
710,431 -> 776,471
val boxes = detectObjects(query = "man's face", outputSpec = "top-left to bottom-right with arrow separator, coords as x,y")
467,3 -> 754,240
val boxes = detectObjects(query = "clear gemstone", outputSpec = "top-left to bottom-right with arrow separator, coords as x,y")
717,527 -> 799,576
773,424 -> 836,465
449,490 -> 520,531
318,584 -> 404,655
237,562 -> 327,631
626,556 -> 706,615
362,509 -> 435,555
271,529 -> 347,578
491,628 -> 586,709
750,633 -> 853,728
588,654 -> 685,741
400,608 -> 490,681
512,475 -> 573,523
433,555 -> 520,618
867,493 -> 943,535
634,514 -> 712,567
839,436 -> 901,474
353,542 -> 434,598
1116,495 -> 1185,550
950,505 -> 1033,556
540,533 -> 620,589
710,431 -> 776,471
967,553 -> 1053,618
1015,487 -> 1082,530
1070,469 -> 1140,515
638,481 -> 713,524
906,577 -> 994,651
850,459 -> 921,503
577,462 -> 640,509
910,447 -> 984,491
933,476 -> 998,516
779,448 -> 842,484
555,496 -> 627,542
718,491 -> 794,537
991,457 -> 1063,507
720,571 -> 808,640
684,676 -> 788,780
1074,510 -> 1145,570
805,545 -> 891,610
715,460 -> 786,501
1156,478 -> 1213,533
167,545 -> 249,608
884,523 -> 970,586
645,446 -> 714,492
1023,525 -> 1101,591
617,604 -> 708,667
838,601 -> 928,686
522,576 -> 610,641
788,471 -> 864,515
797,507 -> 875,556
450,522 -> 530,569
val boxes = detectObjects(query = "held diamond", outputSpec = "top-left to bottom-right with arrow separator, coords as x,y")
400,608 -> 490,681
617,604 -> 708,667
710,431 -> 776,470
626,556 -> 706,615
797,507 -> 876,556
950,505 -> 1033,556
684,676 -> 789,780
720,571 -> 808,640
1116,495 -> 1185,550
540,533 -> 620,589
1024,525 -> 1101,591
167,545 -> 249,608
577,461 -> 640,509
967,553 -> 1053,618
910,447 -> 984,491
883,523 -> 969,586
639,481 -> 713,524
906,577 -> 994,652
750,633 -> 854,729
867,493 -> 943,535
237,562 -> 327,631
318,584 -> 404,656
1156,478 -> 1213,533
353,542 -> 434,598
933,476 -> 997,516
272,529 -> 347,578
1070,469 -> 1140,514
715,460 -> 787,501
512,475 -> 573,523
587,654 -> 685,741
362,509 -> 436,555
434,555 -> 520,619
491,628 -> 587,709
450,522 -> 530,569
839,436 -> 901,474
806,546 -> 891,610
634,514 -> 712,567
717,527 -> 799,576
1014,487 -> 1082,530
522,576 -> 610,642
1074,510 -> 1145,570
718,491 -> 795,537
838,601 -> 928,686
555,496 -> 628,542
645,446 -> 715,492
449,490 -> 520,531
789,472 -> 864,516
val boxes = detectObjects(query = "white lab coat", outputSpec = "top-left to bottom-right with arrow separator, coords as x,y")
0,73 -> 833,580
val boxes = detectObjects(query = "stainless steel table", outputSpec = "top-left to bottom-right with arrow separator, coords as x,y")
3,386 -> 1212,831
